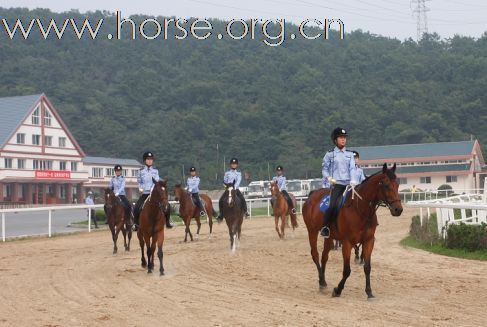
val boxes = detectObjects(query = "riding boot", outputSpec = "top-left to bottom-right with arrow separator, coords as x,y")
320,210 -> 332,238
164,205 -> 174,229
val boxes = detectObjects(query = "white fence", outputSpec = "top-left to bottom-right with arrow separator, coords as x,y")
405,180 -> 487,237
0,197 -> 308,242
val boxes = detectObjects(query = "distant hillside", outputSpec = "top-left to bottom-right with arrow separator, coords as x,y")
1,7 -> 486,187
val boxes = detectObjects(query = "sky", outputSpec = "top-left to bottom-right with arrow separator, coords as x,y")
2,0 -> 486,40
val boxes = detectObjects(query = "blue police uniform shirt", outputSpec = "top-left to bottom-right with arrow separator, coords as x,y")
355,166 -> 366,184
322,146 -> 358,187
272,175 -> 287,191
110,175 -> 126,196
85,196 -> 94,205
137,166 -> 160,194
224,169 -> 242,189
187,176 -> 200,193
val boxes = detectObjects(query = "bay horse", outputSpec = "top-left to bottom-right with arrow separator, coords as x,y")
220,181 -> 245,252
137,179 -> 169,275
269,181 -> 298,239
104,188 -> 132,254
302,164 -> 403,299
173,184 -> 215,242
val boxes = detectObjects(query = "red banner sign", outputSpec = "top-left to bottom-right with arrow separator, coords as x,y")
35,170 -> 71,179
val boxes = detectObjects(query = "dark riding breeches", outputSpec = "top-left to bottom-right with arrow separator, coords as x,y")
191,193 -> 204,211
218,189 -> 248,215
281,190 -> 295,210
322,184 -> 347,227
134,194 -> 149,225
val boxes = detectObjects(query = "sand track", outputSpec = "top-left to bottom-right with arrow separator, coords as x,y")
1,208 -> 486,326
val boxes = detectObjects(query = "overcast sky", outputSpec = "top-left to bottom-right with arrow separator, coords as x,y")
2,0 -> 486,40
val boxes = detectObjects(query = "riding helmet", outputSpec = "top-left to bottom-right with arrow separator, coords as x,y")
230,157 -> 239,164
143,151 -> 154,160
331,127 -> 348,141
276,165 -> 283,171
114,164 -> 122,171
352,151 -> 359,158
189,166 -> 196,172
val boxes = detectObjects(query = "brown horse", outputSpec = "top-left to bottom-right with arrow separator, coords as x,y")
137,179 -> 169,275
220,181 -> 245,252
173,184 -> 215,242
104,188 -> 132,254
269,181 -> 298,239
303,164 -> 403,299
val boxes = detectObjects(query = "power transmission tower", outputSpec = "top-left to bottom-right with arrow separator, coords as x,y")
411,0 -> 430,40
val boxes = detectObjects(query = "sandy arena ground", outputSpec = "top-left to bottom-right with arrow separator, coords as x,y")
1,207 -> 486,327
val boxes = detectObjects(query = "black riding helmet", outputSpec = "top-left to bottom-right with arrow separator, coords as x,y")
114,164 -> 122,171
352,151 -> 359,159
230,158 -> 238,164
189,166 -> 196,172
143,151 -> 154,160
276,165 -> 283,171
331,127 -> 348,142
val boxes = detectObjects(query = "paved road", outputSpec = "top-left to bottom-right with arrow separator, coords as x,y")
1,208 -> 96,239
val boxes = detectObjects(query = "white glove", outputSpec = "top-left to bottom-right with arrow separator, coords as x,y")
115,193 -> 119,197
138,188 -> 144,193
327,176 -> 336,185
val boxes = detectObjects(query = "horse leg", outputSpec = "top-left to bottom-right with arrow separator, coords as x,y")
274,215 -> 282,239
208,207 -> 213,237
195,216 -> 201,240
157,231 -> 165,276
280,215 -> 286,239
321,237 -> 334,289
308,231 -> 325,288
109,224 -> 117,254
362,238 -> 375,299
146,235 -> 154,273
138,231 -> 146,268
332,241 -> 352,297
354,244 -> 360,263
127,227 -> 132,252
121,226 -> 128,251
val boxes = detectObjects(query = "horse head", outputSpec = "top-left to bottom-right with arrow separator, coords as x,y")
224,180 -> 236,207
374,163 -> 403,216
173,184 -> 185,201
269,181 -> 280,197
150,178 -> 169,208
104,188 -> 117,209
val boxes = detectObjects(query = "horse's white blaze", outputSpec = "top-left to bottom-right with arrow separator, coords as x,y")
227,187 -> 233,205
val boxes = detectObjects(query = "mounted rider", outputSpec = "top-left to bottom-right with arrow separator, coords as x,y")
217,157 -> 249,220
133,151 -> 173,231
186,166 -> 205,217
271,165 -> 296,214
109,164 -> 134,225
320,127 -> 358,238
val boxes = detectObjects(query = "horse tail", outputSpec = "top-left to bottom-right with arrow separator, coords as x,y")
290,212 -> 298,228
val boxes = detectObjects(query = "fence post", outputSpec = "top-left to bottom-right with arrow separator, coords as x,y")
48,209 -> 52,238
88,208 -> 91,233
300,198 -> 303,214
249,200 -> 252,219
267,198 -> 270,216
420,207 -> 423,225
2,212 -> 5,242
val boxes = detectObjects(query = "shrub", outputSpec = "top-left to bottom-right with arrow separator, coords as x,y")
446,223 -> 487,251
409,214 -> 440,245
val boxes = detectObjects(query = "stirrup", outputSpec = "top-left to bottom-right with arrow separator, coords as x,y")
320,226 -> 330,238
200,211 -> 206,217
132,224 -> 139,232
291,208 -> 297,214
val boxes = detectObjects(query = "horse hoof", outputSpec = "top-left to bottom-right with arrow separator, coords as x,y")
160,271 -> 165,276
367,294 -> 375,300
141,263 -> 147,268
332,288 -> 341,297
148,270 -> 153,274
113,250 -> 117,254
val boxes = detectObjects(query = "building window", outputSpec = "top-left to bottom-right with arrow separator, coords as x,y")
4,158 -> 13,168
34,160 -> 53,170
32,108 -> 40,125
71,162 -> 78,172
59,161 -> 67,171
105,168 -> 114,177
17,159 -> 25,169
44,135 -> 52,146
16,133 -> 25,144
44,109 -> 52,126
446,176 -> 458,183
4,184 -> 12,199
397,178 -> 408,185
60,185 -> 66,199
33,160 -> 40,170
92,167 -> 103,178
420,176 -> 431,184
32,134 -> 41,145
59,137 -> 66,148
122,169 -> 128,176
131,169 -> 138,177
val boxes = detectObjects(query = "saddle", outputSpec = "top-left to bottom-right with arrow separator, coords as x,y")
318,189 -> 349,214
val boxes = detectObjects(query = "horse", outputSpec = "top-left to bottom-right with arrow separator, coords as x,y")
173,184 -> 215,242
269,181 -> 298,239
302,163 -> 403,299
220,181 -> 245,252
104,188 -> 132,254
137,179 -> 169,275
